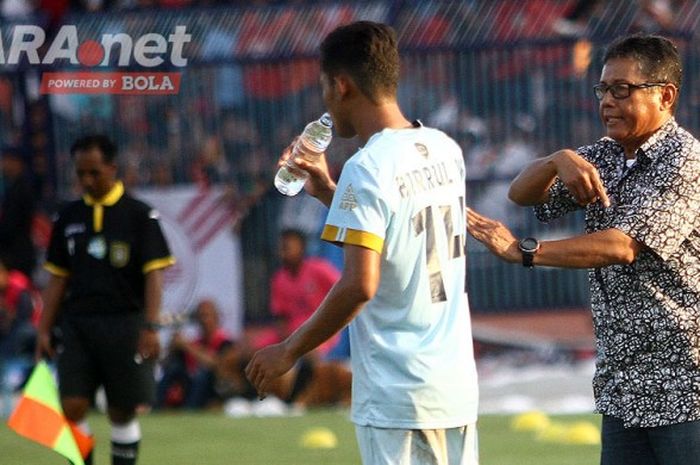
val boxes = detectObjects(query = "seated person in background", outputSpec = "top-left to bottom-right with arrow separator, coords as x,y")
156,299 -> 232,409
269,228 -> 340,357
215,229 -> 349,408
0,256 -> 39,360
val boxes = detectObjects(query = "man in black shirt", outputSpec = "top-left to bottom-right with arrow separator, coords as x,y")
36,135 -> 175,465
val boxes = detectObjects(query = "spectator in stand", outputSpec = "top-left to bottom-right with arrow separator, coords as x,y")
0,146 -> 37,279
553,0 -> 601,36
157,299 -> 233,409
189,135 -> 230,187
0,256 -> 38,360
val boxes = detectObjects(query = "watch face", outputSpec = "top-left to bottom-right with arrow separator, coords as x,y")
520,237 -> 539,253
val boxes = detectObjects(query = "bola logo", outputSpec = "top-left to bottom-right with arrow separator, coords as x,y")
0,25 -> 192,94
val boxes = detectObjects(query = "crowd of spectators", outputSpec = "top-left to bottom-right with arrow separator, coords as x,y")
2,0 -> 287,20
2,0 -> 700,411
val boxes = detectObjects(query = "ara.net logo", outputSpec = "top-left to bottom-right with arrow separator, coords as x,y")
0,25 -> 191,94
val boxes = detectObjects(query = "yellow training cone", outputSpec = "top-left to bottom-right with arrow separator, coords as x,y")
511,411 -> 551,432
300,427 -> 338,449
565,421 -> 601,445
536,421 -> 569,443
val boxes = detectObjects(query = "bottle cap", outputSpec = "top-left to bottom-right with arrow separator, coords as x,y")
319,113 -> 333,128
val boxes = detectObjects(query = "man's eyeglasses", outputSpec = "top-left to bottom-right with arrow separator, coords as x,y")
593,82 -> 667,100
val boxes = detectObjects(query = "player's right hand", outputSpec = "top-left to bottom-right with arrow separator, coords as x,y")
244,342 -> 296,400
277,138 -> 336,202
552,149 -> 610,207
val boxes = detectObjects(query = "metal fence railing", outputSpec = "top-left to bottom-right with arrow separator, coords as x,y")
4,0 -> 700,317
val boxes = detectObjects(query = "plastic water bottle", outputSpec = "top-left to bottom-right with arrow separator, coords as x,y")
274,113 -> 333,196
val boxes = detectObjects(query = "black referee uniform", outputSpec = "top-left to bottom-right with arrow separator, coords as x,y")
45,181 -> 175,408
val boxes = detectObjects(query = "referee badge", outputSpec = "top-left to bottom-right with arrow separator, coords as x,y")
87,236 -> 107,260
110,242 -> 130,268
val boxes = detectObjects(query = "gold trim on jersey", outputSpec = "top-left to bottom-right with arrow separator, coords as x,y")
82,181 -> 125,232
143,256 -> 176,274
321,225 -> 384,254
44,262 -> 70,277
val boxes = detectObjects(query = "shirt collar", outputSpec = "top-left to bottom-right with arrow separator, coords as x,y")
83,181 -> 124,206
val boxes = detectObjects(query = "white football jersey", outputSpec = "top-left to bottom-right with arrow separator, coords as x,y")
322,123 -> 478,429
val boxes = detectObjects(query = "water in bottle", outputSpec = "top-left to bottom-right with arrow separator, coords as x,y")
274,113 -> 333,196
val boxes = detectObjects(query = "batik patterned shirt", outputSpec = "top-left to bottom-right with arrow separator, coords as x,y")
535,118 -> 700,427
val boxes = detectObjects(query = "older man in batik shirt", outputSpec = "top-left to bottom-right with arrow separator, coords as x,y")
467,34 -> 700,465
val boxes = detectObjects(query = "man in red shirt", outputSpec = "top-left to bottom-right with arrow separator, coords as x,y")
270,229 -> 340,356
214,229 -> 343,405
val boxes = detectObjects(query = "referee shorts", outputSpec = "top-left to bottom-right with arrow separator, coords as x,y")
56,312 -> 156,410
355,423 -> 479,465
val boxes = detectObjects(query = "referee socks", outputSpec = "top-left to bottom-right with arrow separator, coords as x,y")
111,441 -> 139,465
111,420 -> 141,465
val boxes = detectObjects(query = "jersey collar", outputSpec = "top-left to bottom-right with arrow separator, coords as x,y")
83,181 -> 124,207
83,181 -> 124,233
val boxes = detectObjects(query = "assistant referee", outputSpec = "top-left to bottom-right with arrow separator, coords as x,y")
36,135 -> 175,465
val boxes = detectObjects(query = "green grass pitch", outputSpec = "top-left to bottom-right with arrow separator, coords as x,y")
2,409 -> 600,464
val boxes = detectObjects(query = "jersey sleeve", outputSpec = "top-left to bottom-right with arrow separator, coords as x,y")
321,158 -> 389,254
140,207 -> 176,274
44,212 -> 70,277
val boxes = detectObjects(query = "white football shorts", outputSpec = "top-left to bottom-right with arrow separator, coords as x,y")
355,423 -> 479,465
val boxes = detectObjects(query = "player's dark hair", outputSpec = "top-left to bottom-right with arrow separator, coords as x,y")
603,34 -> 682,109
70,134 -> 117,163
320,21 -> 399,104
281,228 -> 307,250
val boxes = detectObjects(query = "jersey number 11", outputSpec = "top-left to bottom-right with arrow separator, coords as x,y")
412,196 -> 466,303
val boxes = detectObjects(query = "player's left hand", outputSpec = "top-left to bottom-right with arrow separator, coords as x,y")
138,328 -> 161,362
244,342 -> 296,400
466,207 -> 520,263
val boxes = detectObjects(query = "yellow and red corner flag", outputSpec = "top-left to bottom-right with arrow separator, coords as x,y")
7,361 -> 93,465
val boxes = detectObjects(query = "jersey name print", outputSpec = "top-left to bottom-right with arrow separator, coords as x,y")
395,158 -> 461,199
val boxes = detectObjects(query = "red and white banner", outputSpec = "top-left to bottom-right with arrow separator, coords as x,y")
136,185 -> 243,337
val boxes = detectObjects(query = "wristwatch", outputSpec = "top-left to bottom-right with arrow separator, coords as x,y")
518,237 -> 540,268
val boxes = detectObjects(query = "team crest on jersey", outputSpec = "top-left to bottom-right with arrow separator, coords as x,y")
110,242 -> 130,268
87,236 -> 107,260
414,143 -> 429,159
340,184 -> 358,211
